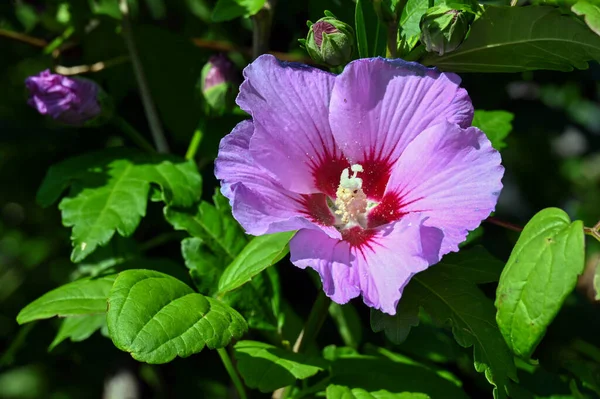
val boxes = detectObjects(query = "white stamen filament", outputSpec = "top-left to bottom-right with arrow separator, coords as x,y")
335,164 -> 368,224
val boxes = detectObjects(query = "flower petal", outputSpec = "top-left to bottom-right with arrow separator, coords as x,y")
237,54 -> 340,194
381,120 -> 503,255
215,120 -> 340,238
290,214 -> 443,315
329,57 -> 473,172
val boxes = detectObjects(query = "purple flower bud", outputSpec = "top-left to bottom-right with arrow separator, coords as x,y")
312,21 -> 338,48
200,54 -> 237,114
202,54 -> 236,91
25,70 -> 102,126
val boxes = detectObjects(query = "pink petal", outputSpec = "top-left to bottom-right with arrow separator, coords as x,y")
215,120 -> 340,238
381,121 -> 503,255
237,54 -> 341,194
290,213 -> 443,315
329,58 -> 473,198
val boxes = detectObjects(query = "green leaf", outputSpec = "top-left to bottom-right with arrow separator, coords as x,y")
49,314 -> 106,351
234,340 -> 327,392
472,110 -> 514,150
37,149 -> 202,262
211,0 -> 266,22
355,0 -> 387,58
327,350 -> 468,398
326,385 -> 430,399
107,269 -> 247,364
217,231 -> 295,294
398,0 -> 432,54
165,199 -> 248,269
371,247 -> 516,399
423,6 -> 600,72
17,275 -> 117,324
573,1 -> 600,37
496,208 -> 585,359
171,192 -> 282,331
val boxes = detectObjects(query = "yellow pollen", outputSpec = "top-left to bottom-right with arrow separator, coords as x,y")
335,164 -> 368,224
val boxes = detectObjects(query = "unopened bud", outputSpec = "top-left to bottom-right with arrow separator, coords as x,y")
25,70 -> 109,126
200,54 -> 237,114
305,14 -> 354,67
420,6 -> 475,56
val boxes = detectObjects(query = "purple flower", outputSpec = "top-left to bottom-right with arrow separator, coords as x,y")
25,70 -> 101,126
215,55 -> 503,315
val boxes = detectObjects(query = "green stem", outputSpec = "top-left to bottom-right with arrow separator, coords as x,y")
139,232 -> 183,252
217,347 -> 248,399
185,127 -> 204,160
386,23 -> 398,58
119,0 -> 169,153
113,116 -> 156,153
293,290 -> 331,353
276,292 -> 331,399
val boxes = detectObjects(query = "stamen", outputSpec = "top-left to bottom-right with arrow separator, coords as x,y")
335,164 -> 368,224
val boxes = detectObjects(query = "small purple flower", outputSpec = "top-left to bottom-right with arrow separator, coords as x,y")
25,70 -> 101,126
215,55 -> 503,315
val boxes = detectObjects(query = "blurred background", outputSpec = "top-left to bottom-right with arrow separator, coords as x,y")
1,0 -> 600,398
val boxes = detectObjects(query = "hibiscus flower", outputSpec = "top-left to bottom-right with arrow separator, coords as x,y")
215,55 -> 503,315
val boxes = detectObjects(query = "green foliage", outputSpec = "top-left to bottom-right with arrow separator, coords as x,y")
326,347 -> 469,398
496,208 -> 585,359
399,0 -> 438,54
107,269 -> 247,364
167,191 -> 284,331
326,385 -> 431,399
17,275 -> 116,324
355,0 -> 387,58
329,303 -> 363,349
371,247 -> 517,399
423,6 -> 600,72
37,148 -> 202,262
233,340 -> 327,392
472,110 -> 514,150
211,0 -> 266,22
48,314 -> 106,351
572,1 -> 600,36
217,231 -> 294,294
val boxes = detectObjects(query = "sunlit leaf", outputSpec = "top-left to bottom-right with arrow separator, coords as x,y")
37,148 -> 201,262
217,231 -> 294,294
424,6 -> 600,72
496,208 -> 585,359
472,110 -> 514,150
107,270 -> 247,364
17,275 -> 116,324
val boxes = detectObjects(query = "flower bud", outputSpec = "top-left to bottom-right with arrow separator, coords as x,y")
420,5 -> 475,56
305,14 -> 354,67
200,54 -> 237,114
25,70 -> 108,126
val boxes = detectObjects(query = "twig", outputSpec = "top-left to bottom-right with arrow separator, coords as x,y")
119,0 -> 169,153
191,38 -> 312,63
112,116 -> 156,153
485,216 -> 523,232
0,28 -> 47,47
55,55 -> 130,75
